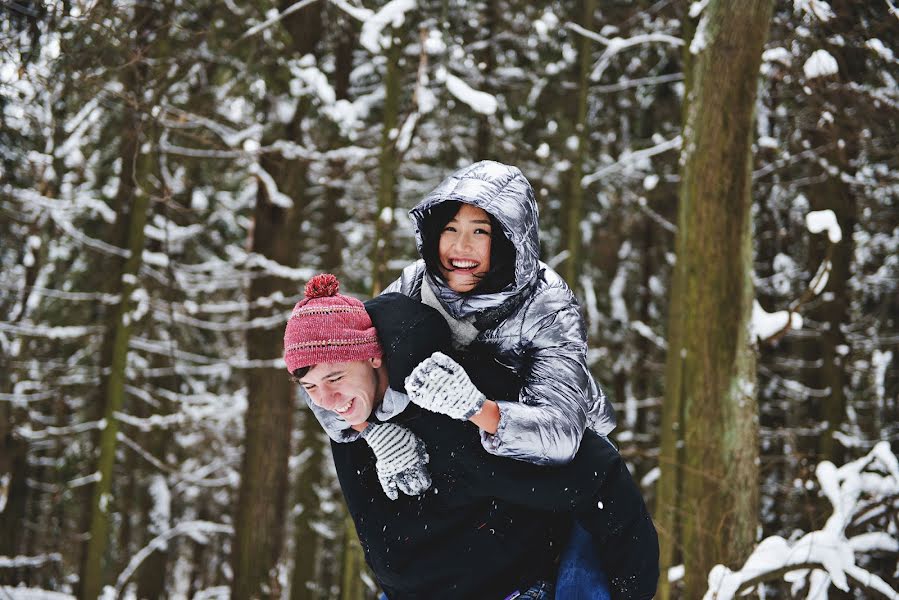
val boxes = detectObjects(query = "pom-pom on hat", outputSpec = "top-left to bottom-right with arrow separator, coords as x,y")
283,274 -> 383,373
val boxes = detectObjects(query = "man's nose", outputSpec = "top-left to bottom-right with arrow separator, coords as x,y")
322,387 -> 343,409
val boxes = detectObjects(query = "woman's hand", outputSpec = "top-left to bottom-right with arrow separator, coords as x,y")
405,352 -> 488,421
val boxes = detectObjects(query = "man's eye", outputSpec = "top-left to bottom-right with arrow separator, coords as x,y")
328,376 -> 343,383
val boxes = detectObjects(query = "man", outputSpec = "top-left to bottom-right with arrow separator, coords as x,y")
284,274 -> 658,599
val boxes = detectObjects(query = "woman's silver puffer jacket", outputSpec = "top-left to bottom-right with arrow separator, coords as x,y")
384,160 -> 616,465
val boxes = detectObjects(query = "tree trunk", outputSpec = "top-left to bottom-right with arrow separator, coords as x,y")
371,35 -> 402,295
230,154 -> 305,599
659,1 -> 773,597
475,2 -> 496,160
290,410 -> 327,600
339,513 -> 366,600
78,126 -> 153,600
564,0 -> 595,287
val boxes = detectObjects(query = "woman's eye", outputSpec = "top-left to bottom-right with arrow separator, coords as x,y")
442,226 -> 457,233
475,228 -> 491,235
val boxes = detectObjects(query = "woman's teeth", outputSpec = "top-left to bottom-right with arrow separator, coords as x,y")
451,260 -> 479,269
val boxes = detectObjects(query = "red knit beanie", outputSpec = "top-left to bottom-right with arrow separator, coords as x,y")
283,274 -> 383,373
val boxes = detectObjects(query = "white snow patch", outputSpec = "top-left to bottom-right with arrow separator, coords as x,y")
806,209 -> 842,243
794,0 -> 835,22
535,143 -> 550,159
703,441 -> 899,600
752,300 -> 802,341
688,0 -> 709,18
249,163 -> 293,208
423,30 -> 446,54
641,466 -> 660,488
0,474 -> 8,513
148,474 -> 172,538
444,73 -> 498,115
642,174 -> 659,190
866,38 -> 896,62
803,49 -> 839,79
762,47 -> 792,66
359,0 -> 416,54
690,15 -> 709,55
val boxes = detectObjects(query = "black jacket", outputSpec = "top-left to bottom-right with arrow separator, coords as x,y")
330,293 -> 659,599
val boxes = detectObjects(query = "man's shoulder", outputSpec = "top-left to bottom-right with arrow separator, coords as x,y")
364,294 -> 452,393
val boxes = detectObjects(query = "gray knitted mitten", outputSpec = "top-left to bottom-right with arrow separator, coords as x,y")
404,352 -> 486,420
361,422 -> 432,500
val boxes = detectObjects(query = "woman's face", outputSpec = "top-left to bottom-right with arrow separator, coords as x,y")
438,203 -> 492,293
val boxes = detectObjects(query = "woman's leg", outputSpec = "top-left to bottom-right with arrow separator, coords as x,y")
555,522 -> 611,600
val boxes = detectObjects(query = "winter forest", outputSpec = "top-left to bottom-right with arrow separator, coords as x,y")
1,0 -> 898,598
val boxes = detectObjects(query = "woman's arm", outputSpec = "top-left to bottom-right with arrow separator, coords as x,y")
480,286 -> 602,465
468,399 -> 499,433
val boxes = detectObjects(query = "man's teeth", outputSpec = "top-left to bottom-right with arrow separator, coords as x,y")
335,399 -> 353,414
451,260 -> 478,269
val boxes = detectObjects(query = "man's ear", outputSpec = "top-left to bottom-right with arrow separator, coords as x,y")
370,356 -> 383,369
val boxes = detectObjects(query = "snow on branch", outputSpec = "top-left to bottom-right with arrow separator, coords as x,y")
150,307 -> 289,333
443,71 -> 497,116
160,106 -> 263,148
116,433 -> 234,488
565,24 -> 684,82
248,162 -> 294,208
0,282 -> 119,305
794,0 -> 836,22
114,520 -> 233,595
240,0 -> 322,40
806,209 -> 843,243
242,252 -> 316,281
751,301 -> 804,341
756,207 -> 843,344
581,135 -> 682,187
0,321 -> 104,339
16,419 -> 106,441
704,441 -> 899,599
0,389 -> 57,403
887,0 -> 899,21
0,553 -> 63,569
359,0 -> 415,54
804,49 -> 839,79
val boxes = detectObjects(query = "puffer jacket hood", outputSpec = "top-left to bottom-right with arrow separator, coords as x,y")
409,160 -> 541,320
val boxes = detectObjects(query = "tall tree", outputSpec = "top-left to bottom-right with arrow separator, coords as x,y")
229,2 -> 319,597
78,5 -> 157,597
564,0 -> 596,287
656,1 -> 773,597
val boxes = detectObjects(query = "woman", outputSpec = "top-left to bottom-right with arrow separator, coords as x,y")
385,160 -> 615,465
386,160 -> 617,599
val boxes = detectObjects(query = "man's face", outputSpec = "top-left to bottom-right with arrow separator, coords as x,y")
299,358 -> 383,426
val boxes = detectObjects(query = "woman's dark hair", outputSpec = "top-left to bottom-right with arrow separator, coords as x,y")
419,200 -> 516,295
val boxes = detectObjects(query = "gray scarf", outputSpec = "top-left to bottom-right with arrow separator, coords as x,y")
420,277 -> 480,348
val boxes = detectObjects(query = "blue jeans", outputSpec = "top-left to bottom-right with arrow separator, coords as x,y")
555,523 -> 612,599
